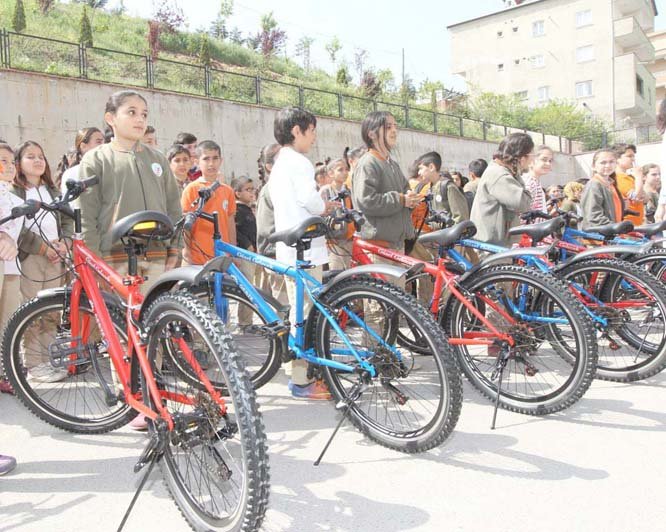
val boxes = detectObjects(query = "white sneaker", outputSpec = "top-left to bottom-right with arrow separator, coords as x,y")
29,363 -> 68,383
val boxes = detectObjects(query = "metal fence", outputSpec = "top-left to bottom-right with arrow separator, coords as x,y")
0,29 -> 574,152
570,124 -> 662,153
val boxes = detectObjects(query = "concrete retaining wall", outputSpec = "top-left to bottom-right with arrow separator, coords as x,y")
0,69 -> 575,186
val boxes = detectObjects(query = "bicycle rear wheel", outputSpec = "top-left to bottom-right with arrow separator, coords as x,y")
141,292 -> 269,532
558,258 -> 666,381
311,277 -> 462,453
442,265 -> 597,415
1,292 -> 135,433
189,282 -> 283,390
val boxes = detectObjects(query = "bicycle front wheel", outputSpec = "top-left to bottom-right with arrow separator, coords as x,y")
142,292 -> 269,532
1,293 -> 135,433
558,258 -> 666,382
311,276 -> 463,453
442,265 -> 598,415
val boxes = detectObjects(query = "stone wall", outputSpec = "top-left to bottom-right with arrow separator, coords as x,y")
0,69 -> 575,186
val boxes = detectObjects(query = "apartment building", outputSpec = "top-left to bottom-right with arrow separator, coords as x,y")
448,0 -> 658,127
648,29 -> 666,106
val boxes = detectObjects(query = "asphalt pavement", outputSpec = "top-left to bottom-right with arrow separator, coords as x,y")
1,369 -> 665,532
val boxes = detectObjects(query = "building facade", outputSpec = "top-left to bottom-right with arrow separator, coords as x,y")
648,29 -> 666,107
448,0 -> 658,127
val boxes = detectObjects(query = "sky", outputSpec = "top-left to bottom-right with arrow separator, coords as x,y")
105,0 -> 666,92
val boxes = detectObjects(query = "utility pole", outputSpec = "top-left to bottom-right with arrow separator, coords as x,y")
401,48 -> 405,87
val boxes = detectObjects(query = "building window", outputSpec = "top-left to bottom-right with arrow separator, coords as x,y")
636,74 -> 644,97
575,10 -> 592,28
497,63 -> 504,71
576,45 -> 594,63
497,30 -> 503,37
531,54 -> 545,68
575,81 -> 593,98
515,90 -> 528,100
512,26 -> 518,32
537,86 -> 550,102
532,20 -> 545,37
514,59 -> 520,65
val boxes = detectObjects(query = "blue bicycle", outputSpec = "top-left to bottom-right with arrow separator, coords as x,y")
156,182 -> 463,454
438,209 -> 666,383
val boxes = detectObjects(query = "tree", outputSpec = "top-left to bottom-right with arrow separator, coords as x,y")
199,33 -> 211,66
252,12 -> 287,60
209,0 -> 234,40
336,64 -> 351,86
325,36 -> 342,64
376,69 -> 395,94
295,36 -> 314,71
12,0 -> 26,33
147,20 -> 161,58
37,0 -> 55,14
153,0 -> 186,33
79,6 -> 94,47
361,70 -> 382,99
227,27 -> 244,45
399,76 -> 416,103
353,48 -> 368,82
148,0 -> 185,59
73,0 -> 109,8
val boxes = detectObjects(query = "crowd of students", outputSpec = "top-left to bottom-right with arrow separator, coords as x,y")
1,91 -> 665,474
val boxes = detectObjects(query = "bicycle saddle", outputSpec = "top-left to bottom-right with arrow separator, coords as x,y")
267,216 -> 328,247
110,210 -> 174,244
507,217 -> 564,242
584,220 -> 634,238
417,220 -> 477,247
633,220 -> 666,238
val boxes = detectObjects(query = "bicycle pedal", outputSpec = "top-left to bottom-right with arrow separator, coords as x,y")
48,336 -> 93,368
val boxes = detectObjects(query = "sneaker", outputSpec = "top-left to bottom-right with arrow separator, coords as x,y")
0,455 -> 17,476
29,363 -> 68,383
128,413 -> 148,432
0,378 -> 14,395
290,380 -> 332,401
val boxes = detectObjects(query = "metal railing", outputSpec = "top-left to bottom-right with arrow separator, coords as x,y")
0,29 -> 574,152
570,124 -> 662,153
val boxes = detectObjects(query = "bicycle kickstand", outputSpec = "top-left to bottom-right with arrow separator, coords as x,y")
116,431 -> 166,532
314,380 -> 367,466
490,346 -> 510,431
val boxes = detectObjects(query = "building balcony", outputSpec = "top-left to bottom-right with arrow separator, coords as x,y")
613,0 -> 656,31
614,52 -> 656,123
614,16 -> 655,62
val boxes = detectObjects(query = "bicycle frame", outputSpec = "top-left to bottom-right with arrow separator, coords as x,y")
350,237 -> 527,347
209,238 -> 397,378
67,211 -> 225,430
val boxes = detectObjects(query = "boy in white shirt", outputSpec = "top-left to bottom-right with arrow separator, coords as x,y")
267,107 -> 339,400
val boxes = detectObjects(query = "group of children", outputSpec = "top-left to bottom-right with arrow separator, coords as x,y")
2,89 -> 664,445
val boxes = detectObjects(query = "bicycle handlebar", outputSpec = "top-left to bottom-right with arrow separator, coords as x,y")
0,176 -> 99,227
179,181 -> 221,232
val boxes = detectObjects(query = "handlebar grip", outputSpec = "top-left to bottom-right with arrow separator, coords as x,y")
79,175 -> 100,190
66,175 -> 99,193
11,199 -> 42,218
183,212 -> 197,232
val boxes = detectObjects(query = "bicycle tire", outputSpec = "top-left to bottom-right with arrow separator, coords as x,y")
1,293 -> 136,433
189,283 -> 282,390
627,249 -> 666,285
141,292 -> 269,532
441,264 -> 597,415
558,258 -> 666,382
398,272 -> 437,354
310,277 -> 462,453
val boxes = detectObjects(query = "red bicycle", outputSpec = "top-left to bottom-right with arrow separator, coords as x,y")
333,207 -> 597,424
0,177 -> 269,532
